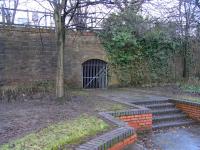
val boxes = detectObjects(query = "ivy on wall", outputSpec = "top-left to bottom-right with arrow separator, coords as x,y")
99,9 -> 180,86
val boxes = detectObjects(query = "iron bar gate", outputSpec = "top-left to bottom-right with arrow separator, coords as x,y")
82,59 -> 107,88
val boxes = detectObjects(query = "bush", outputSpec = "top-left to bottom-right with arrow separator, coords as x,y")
99,10 -> 179,86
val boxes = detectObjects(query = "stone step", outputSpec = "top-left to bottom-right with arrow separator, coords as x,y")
153,114 -> 188,123
143,103 -> 175,110
132,100 -> 169,106
153,119 -> 196,130
152,108 -> 181,115
132,99 -> 197,130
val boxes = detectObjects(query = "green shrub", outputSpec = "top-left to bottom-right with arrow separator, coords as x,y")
99,9 -> 180,86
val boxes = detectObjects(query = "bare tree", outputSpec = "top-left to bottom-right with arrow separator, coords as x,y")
71,0 -> 89,30
31,0 -> 147,98
196,0 -> 200,9
111,0 -> 145,12
1,0 -> 19,24
178,0 -> 199,78
155,0 -> 199,78
144,0 -> 200,79
36,0 -> 115,98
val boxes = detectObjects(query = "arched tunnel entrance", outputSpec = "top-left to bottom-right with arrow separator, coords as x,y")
82,59 -> 107,88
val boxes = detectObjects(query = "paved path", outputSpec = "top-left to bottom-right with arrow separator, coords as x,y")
95,88 -> 170,103
126,125 -> 200,150
153,126 -> 200,150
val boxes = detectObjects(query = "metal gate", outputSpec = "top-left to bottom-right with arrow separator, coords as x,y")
82,59 -> 107,88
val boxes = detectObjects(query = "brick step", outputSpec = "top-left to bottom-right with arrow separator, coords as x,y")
153,114 -> 188,123
153,119 -> 196,130
143,103 -> 175,110
132,100 -> 169,106
152,108 -> 181,115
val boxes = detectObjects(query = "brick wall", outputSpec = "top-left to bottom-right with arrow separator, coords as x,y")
108,134 -> 137,150
0,27 -> 108,87
176,103 -> 200,122
118,113 -> 152,131
78,110 -> 152,150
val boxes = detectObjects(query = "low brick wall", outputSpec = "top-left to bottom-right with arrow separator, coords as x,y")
170,99 -> 200,122
109,109 -> 152,131
119,114 -> 152,130
77,108 -> 152,150
108,134 -> 137,150
76,126 -> 136,150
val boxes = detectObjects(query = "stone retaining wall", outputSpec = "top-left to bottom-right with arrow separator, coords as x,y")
0,26 -> 108,88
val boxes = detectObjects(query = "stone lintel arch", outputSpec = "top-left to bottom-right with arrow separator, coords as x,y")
81,56 -> 108,65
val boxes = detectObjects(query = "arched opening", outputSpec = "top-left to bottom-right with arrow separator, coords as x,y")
82,59 -> 107,88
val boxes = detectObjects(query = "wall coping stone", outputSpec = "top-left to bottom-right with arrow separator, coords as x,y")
0,25 -> 97,36
76,107 -> 152,150
76,127 -> 134,150
107,109 -> 151,117
169,99 -> 200,107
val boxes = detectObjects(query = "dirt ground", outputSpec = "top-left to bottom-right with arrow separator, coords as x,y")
0,91 -> 128,145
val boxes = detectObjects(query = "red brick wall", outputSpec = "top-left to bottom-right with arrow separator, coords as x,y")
176,103 -> 200,121
108,134 -> 137,150
118,114 -> 152,131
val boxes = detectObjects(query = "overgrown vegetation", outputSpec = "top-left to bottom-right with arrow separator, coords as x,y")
0,80 -> 55,102
176,95 -> 200,103
180,77 -> 200,93
0,115 -> 109,150
0,80 -> 75,102
99,9 -> 180,86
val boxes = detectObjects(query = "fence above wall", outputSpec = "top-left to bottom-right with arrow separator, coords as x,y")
0,7 -> 104,30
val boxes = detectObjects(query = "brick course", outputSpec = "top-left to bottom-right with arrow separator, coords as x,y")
176,103 -> 200,122
118,113 -> 152,131
108,134 -> 137,150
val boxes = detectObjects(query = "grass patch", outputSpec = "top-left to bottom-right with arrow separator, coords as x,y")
94,101 -> 129,112
181,84 -> 200,93
107,103 -> 128,111
175,95 -> 200,103
180,78 -> 200,93
70,90 -> 90,97
0,115 -> 109,150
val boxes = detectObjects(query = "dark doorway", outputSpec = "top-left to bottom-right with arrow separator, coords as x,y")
82,59 -> 107,88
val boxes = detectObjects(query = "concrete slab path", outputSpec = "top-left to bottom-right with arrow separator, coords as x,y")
93,88 -> 200,150
125,125 -> 200,150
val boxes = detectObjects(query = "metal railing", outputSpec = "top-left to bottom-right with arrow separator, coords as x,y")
0,7 -> 54,28
0,7 -> 105,29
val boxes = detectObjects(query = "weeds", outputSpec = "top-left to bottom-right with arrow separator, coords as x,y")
0,80 -> 54,102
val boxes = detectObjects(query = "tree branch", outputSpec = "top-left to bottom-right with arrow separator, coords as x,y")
196,0 -> 200,9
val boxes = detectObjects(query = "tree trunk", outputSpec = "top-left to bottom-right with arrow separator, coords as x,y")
11,0 -> 19,23
182,5 -> 190,79
54,10 -> 65,98
182,35 -> 189,79
183,56 -> 187,78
